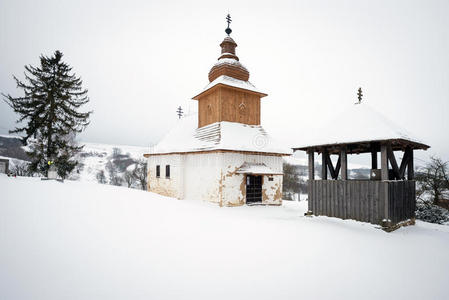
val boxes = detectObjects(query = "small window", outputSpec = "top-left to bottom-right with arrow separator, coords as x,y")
268,177 -> 274,181
156,165 -> 160,178
166,165 -> 170,178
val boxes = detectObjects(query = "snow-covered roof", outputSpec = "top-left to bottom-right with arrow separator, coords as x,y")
145,115 -> 292,156
293,103 -> 429,152
213,58 -> 248,69
193,75 -> 266,98
236,162 -> 282,175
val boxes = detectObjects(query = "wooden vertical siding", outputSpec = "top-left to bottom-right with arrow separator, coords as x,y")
388,181 -> 416,224
197,86 -> 261,128
308,180 -> 415,225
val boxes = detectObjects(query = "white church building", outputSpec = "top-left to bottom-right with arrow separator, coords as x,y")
144,23 -> 291,206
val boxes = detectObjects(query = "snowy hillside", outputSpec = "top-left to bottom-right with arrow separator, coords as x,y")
0,135 -> 148,184
284,153 -> 372,180
2,135 -> 373,182
1,175 -> 448,300
75,142 -> 147,182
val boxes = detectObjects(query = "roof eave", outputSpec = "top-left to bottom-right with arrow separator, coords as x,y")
144,149 -> 291,157
292,138 -> 430,154
192,83 -> 267,100
236,171 -> 284,175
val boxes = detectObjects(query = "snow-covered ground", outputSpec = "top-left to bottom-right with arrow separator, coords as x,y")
1,175 -> 449,300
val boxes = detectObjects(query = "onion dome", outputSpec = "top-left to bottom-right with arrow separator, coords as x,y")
208,36 -> 250,82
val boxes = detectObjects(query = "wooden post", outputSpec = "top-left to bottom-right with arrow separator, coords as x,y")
381,144 -> 389,180
340,147 -> 348,180
371,148 -> 378,169
408,148 -> 414,180
308,150 -> 315,181
307,149 -> 315,214
322,148 -> 328,180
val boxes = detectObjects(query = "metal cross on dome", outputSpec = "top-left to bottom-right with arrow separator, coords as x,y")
225,14 -> 232,36
176,106 -> 183,119
357,87 -> 363,104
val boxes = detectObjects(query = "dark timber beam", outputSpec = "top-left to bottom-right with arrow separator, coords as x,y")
335,155 -> 341,178
326,152 -> 336,180
340,147 -> 348,180
407,148 -> 414,180
381,144 -> 389,180
324,151 -> 341,180
387,145 -> 401,180
322,148 -> 328,180
308,150 -> 315,181
399,149 -> 411,179
371,147 -> 378,169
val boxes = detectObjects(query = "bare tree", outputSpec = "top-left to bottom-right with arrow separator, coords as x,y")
106,160 -> 122,186
123,170 -> 135,188
96,170 -> 107,184
132,159 -> 147,190
282,163 -> 306,199
416,156 -> 449,205
112,147 -> 122,159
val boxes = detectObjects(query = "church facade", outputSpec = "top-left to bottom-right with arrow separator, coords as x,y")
144,24 -> 291,206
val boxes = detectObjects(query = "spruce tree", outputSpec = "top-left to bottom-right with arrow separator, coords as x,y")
2,50 -> 92,179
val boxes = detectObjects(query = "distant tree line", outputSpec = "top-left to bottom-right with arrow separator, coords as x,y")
282,163 -> 307,200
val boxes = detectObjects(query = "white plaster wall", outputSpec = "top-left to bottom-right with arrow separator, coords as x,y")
262,174 -> 283,205
147,154 -> 184,199
220,153 -> 284,206
183,153 -> 222,204
221,162 -> 246,206
147,151 -> 284,206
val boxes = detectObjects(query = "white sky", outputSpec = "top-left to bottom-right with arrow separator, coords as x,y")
1,0 -> 448,164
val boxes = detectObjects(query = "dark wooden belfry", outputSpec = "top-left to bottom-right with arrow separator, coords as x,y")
295,138 -> 429,228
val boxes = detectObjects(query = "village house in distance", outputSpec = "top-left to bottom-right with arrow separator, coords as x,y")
144,16 -> 291,206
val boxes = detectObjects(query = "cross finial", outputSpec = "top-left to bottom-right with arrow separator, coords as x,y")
176,106 -> 183,119
225,14 -> 232,36
357,87 -> 363,104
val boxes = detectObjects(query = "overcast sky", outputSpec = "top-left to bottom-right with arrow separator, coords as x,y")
1,0 -> 448,163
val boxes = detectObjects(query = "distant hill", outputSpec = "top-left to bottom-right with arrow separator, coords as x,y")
73,142 -> 147,183
0,135 -> 148,185
0,135 -> 30,161
283,153 -> 370,180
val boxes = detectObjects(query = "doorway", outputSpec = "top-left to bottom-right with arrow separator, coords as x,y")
246,175 -> 262,204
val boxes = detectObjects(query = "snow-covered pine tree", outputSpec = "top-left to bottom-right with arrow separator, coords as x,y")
2,50 -> 92,178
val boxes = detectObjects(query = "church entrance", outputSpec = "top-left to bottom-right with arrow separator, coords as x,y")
246,175 -> 262,204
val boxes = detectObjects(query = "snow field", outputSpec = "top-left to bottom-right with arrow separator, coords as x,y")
1,175 -> 448,300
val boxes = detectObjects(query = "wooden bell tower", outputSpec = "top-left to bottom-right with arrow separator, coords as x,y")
192,15 -> 267,128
